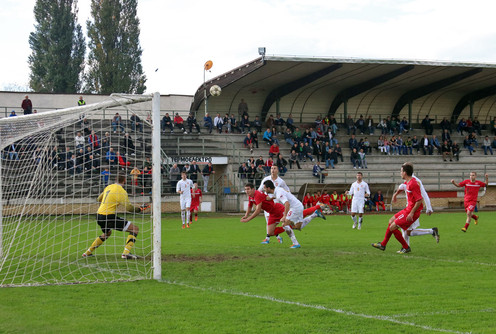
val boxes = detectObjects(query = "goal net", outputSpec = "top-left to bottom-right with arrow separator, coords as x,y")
0,93 -> 162,287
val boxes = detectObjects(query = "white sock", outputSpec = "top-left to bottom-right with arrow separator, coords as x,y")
351,216 -> 357,224
181,211 -> 185,224
300,216 -> 312,229
410,229 -> 432,236
358,217 -> 363,224
403,230 -> 410,246
186,210 -> 190,224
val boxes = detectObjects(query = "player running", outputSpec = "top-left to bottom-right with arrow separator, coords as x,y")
177,171 -> 194,228
189,183 -> 202,223
392,173 -> 439,251
451,172 -> 488,232
347,172 -> 370,230
82,174 -> 149,259
371,163 -> 422,254
263,180 -> 325,248
241,183 -> 296,247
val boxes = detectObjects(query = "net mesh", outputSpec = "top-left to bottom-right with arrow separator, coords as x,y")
0,94 -> 156,286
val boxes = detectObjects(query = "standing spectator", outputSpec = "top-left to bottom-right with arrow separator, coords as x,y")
201,162 -> 215,192
441,140 -> 453,161
213,113 -> 224,133
189,160 -> 201,183
174,113 -> 186,133
162,113 -> 174,133
421,115 -> 433,135
313,139 -> 324,162
203,113 -> 213,133
313,161 -> 325,183
130,114 -> 143,132
358,148 -> 368,169
21,95 -> 33,115
482,136 -> 493,155
238,98 -> 248,119
112,113 -> 125,133
491,116 -> 496,135
186,112 -> 201,134
169,164 -> 180,193
77,95 -> 86,106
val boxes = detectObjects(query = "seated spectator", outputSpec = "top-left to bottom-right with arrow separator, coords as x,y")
324,148 -> 336,169
106,147 -> 117,165
286,114 -> 295,132
355,115 -> 366,134
244,133 -> 254,153
174,113 -> 186,133
390,116 -> 400,134
289,149 -> 301,169
263,157 -> 273,175
468,132 -> 478,148
329,115 -> 339,133
238,162 -> 249,179
440,117 -> 451,134
348,134 -> 358,150
421,115 -> 433,135
483,136 -> 493,155
431,135 -> 440,154
302,142 -> 315,162
452,141 -> 460,161
251,130 -> 259,148
255,156 -> 264,168
203,113 -> 213,133
463,135 -> 475,155
350,147 -> 360,169
378,118 -> 388,135
491,117 -> 496,135
121,133 -> 135,155
162,112 -> 174,133
284,128 -> 294,146
117,151 -> 130,167
362,137 -> 372,154
274,113 -> 285,134
112,112 -> 125,133
492,136 -> 496,149
75,132 -> 85,149
404,137 -> 413,155
346,115 -> 356,135
130,166 -> 141,186
377,136 -> 386,154
130,113 -> 143,132
265,114 -> 275,130
186,112 -> 201,134
411,135 -> 419,154
293,127 -> 303,144
312,140 -> 324,162
268,143 -> 280,158
421,135 -> 433,155
275,153 -> 288,176
457,118 -> 467,135
253,116 -> 262,133
240,115 -> 250,133
263,128 -> 274,145
465,118 -> 474,134
334,144 -> 344,162
442,129 -> 452,146
366,116 -> 375,135
312,161 -> 325,183
441,140 -> 452,161
399,117 -> 409,134
358,148 -> 368,169
390,135 -> 399,155
101,168 -> 110,186
373,190 -> 386,211
229,114 -> 241,133
472,117 -> 482,136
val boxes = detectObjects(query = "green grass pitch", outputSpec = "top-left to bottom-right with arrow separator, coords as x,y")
0,211 -> 495,333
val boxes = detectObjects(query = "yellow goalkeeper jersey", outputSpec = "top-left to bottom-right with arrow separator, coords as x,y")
97,183 -> 134,215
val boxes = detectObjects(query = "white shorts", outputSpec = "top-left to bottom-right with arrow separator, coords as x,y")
180,197 -> 191,210
351,198 -> 365,214
286,204 -> 304,224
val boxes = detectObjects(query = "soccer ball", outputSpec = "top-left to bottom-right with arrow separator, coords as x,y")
209,85 -> 222,97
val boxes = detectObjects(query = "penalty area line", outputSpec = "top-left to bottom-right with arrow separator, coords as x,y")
161,279 -> 469,334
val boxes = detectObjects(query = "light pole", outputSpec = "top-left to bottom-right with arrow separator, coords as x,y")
204,60 -> 213,116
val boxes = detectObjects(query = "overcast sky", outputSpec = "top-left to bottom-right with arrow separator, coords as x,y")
2,0 -> 496,96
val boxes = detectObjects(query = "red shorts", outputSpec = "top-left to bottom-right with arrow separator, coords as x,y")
267,208 -> 284,226
190,203 -> 200,212
394,208 -> 421,230
464,202 -> 476,213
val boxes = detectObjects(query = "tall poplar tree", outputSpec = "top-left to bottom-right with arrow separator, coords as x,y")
28,0 -> 86,93
86,0 -> 147,94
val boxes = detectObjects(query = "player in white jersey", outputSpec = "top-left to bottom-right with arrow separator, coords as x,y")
264,180 -> 325,248
392,174 -> 439,251
258,166 -> 290,244
176,171 -> 194,228
346,172 -> 370,230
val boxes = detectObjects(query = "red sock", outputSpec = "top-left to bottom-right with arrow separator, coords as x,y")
303,205 -> 320,217
392,229 -> 410,249
273,226 -> 285,235
381,224 -> 393,246
471,214 -> 478,219
464,222 -> 470,229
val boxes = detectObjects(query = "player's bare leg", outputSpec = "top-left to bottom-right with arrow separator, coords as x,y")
462,210 -> 473,232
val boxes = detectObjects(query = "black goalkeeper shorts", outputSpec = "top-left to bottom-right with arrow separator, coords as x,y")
96,214 -> 131,233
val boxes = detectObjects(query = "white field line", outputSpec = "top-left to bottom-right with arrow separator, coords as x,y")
161,279 -> 471,334
390,308 -> 495,318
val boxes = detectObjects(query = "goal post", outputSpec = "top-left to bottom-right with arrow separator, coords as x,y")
0,93 -> 162,287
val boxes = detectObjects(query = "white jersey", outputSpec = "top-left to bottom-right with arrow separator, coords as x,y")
176,179 -> 194,199
349,181 -> 370,200
274,187 -> 303,209
398,174 -> 433,213
259,175 -> 290,193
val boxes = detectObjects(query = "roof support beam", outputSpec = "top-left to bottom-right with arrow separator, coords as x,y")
392,68 -> 482,118
328,65 -> 414,117
260,64 -> 342,121
451,85 -> 496,124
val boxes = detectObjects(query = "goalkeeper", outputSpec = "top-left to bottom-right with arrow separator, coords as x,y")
82,174 -> 150,259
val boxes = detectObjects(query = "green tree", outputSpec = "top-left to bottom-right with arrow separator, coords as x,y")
28,0 -> 86,93
86,0 -> 147,94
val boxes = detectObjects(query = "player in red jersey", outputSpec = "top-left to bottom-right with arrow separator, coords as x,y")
189,183 -> 202,223
371,163 -> 422,254
451,172 -> 488,232
241,183 -> 287,243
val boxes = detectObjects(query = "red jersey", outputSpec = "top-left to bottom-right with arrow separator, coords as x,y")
191,188 -> 202,207
405,178 -> 423,213
459,179 -> 486,204
303,195 -> 313,206
250,190 -> 284,215
321,193 -> 331,205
